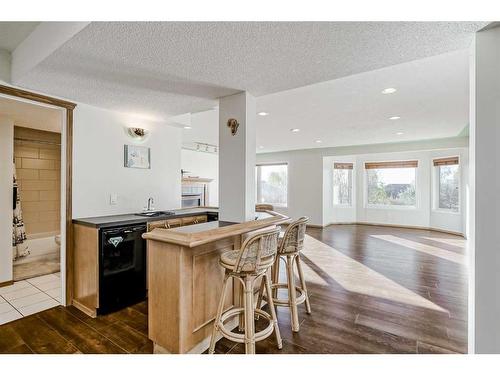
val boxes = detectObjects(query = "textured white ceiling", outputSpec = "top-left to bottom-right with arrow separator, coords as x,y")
255,49 -> 470,152
16,21 -> 487,121
0,22 -> 39,51
0,96 -> 62,132
182,49 -> 470,152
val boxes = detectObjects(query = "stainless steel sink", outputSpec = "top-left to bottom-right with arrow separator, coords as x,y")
135,211 -> 175,217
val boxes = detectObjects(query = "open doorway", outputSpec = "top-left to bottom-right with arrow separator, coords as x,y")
0,95 -> 65,322
13,124 -> 62,281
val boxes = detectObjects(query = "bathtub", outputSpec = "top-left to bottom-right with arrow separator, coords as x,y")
13,232 -> 60,265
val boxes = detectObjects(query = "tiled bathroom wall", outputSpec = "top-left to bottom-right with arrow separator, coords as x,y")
14,126 -> 61,236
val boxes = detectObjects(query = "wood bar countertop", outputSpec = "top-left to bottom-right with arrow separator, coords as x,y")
143,209 -> 290,354
142,210 -> 289,247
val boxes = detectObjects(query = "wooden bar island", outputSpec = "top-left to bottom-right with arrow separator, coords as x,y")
143,211 -> 289,354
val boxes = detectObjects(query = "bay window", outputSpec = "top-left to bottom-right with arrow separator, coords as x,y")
365,160 -> 417,207
255,163 -> 288,207
433,157 -> 460,212
333,162 -> 353,205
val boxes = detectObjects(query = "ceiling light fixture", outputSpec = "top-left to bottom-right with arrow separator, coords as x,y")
315,140 -> 322,143
389,116 -> 401,120
290,128 -> 300,133
396,132 -> 404,135
382,88 -> 397,94
259,146 -> 264,149
184,126 -> 192,129
258,112 -> 269,116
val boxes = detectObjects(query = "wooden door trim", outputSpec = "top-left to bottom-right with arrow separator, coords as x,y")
0,83 -> 76,305
0,280 -> 14,288
0,84 -> 76,110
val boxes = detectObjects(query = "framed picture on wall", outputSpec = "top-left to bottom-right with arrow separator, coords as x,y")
124,145 -> 151,169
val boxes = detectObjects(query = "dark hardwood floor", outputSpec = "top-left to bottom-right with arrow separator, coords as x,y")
0,224 -> 468,354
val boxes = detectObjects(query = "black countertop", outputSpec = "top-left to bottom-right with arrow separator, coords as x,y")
72,208 -> 219,229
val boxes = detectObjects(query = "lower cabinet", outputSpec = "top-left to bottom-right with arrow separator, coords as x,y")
146,214 -> 208,231
73,213 -> 214,317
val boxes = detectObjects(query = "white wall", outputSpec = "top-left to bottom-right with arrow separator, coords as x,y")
181,149 -> 219,207
0,116 -> 14,283
257,137 -> 469,229
471,25 -> 500,354
72,103 -> 182,218
182,109 -> 219,148
0,49 -> 10,83
323,148 -> 468,234
258,149 -> 323,225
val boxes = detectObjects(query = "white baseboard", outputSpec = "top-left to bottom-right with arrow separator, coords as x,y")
322,221 -> 465,237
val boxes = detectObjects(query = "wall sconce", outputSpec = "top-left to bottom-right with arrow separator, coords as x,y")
227,118 -> 239,136
127,127 -> 150,142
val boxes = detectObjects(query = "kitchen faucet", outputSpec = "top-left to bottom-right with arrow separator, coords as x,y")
147,197 -> 154,211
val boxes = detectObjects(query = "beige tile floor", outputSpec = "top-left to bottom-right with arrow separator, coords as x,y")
13,259 -> 60,281
0,272 -> 61,325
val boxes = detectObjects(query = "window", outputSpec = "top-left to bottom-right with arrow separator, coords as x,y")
333,162 -> 353,205
434,157 -> 459,212
365,161 -> 417,207
255,163 -> 288,207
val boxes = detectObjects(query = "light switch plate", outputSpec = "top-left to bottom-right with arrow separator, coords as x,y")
110,193 -> 118,205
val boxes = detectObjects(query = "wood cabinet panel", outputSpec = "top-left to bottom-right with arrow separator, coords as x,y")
147,220 -> 167,231
148,241 -> 182,352
194,215 -> 208,224
181,216 -> 197,226
73,224 -> 99,317
166,218 -> 182,228
148,215 -> 209,233
192,240 -> 235,331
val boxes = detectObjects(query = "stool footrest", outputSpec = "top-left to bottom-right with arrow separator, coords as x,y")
218,307 -> 274,344
265,283 -> 307,307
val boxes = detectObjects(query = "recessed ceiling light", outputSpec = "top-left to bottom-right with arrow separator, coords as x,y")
315,140 -> 322,143
382,88 -> 397,94
259,146 -> 264,149
258,112 -> 269,116
290,128 -> 300,133
389,116 -> 401,120
396,132 -> 404,135
183,126 -> 192,129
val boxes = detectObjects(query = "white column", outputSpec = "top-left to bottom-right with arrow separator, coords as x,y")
11,22 -> 89,84
470,25 -> 500,354
218,92 -> 256,222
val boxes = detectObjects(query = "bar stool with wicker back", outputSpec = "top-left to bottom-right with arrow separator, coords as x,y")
209,226 -> 283,354
257,216 -> 311,332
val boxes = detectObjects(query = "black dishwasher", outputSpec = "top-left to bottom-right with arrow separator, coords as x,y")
99,224 -> 147,314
